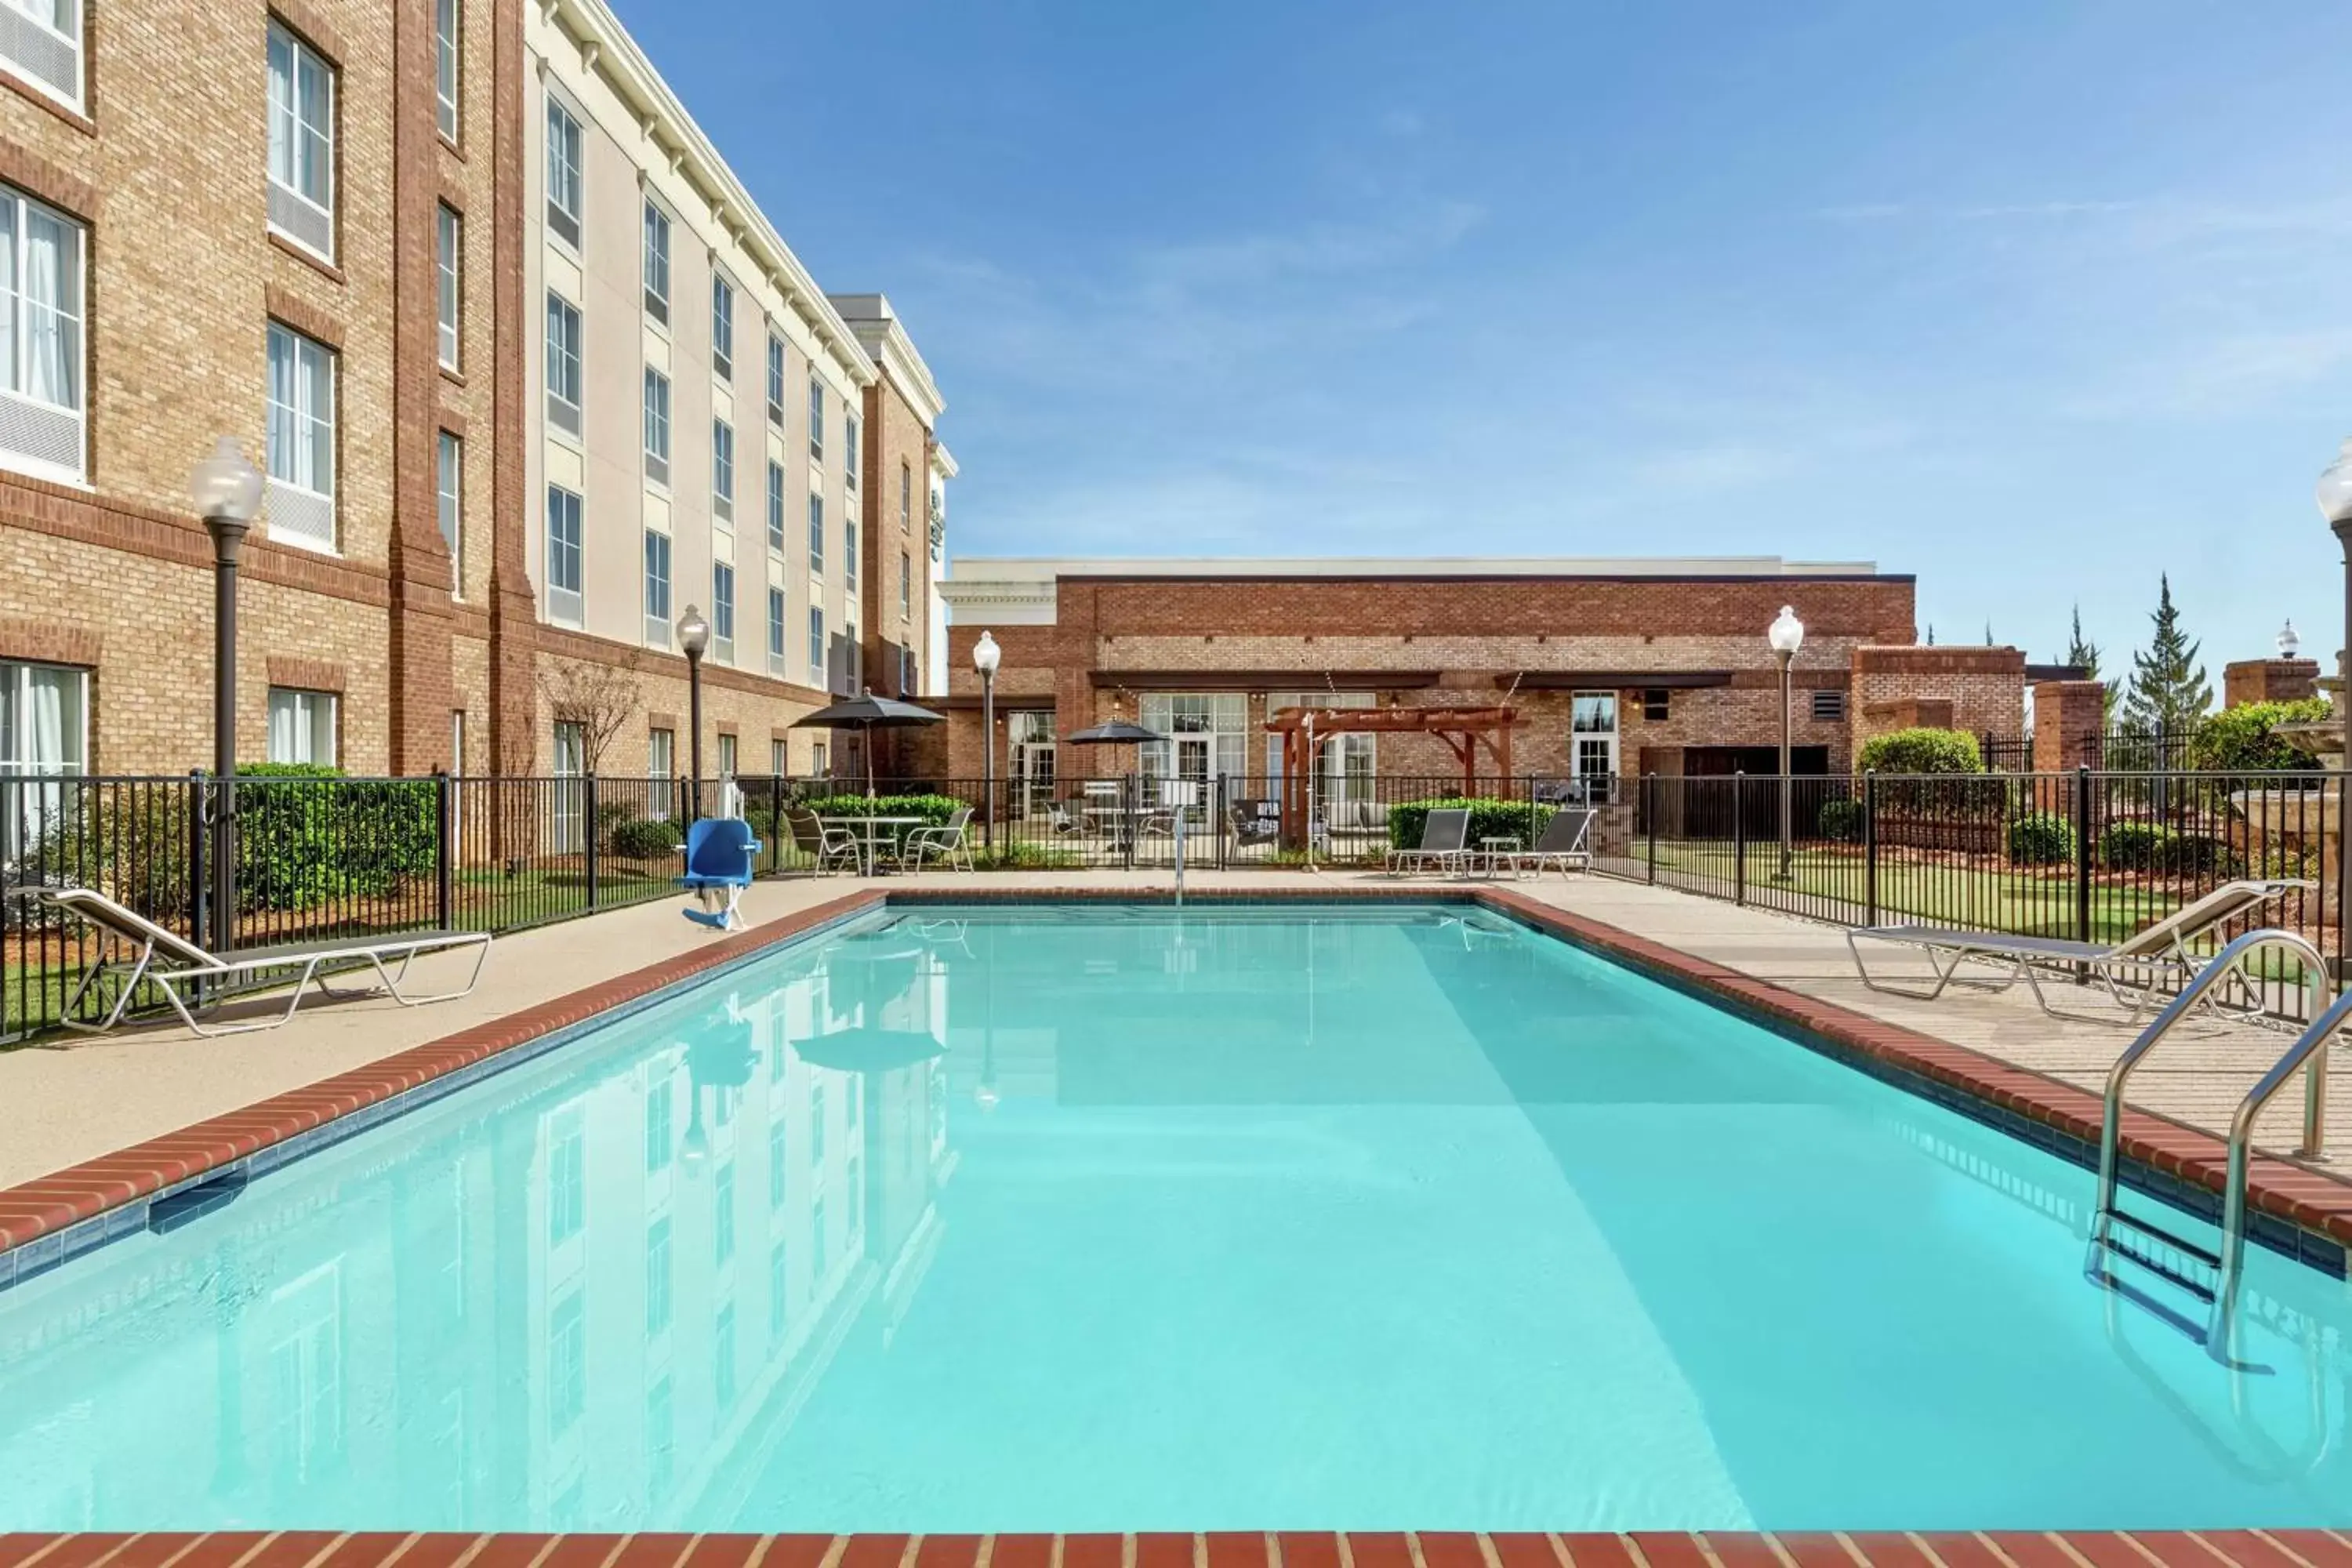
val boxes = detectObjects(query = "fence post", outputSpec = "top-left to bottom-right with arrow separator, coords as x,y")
187,768 -> 208,953
1124,771 -> 1136,872
434,768 -> 454,931
583,772 -> 601,912
769,773 -> 784,875
1218,775 -> 1229,871
1645,772 -> 1657,884
2074,764 -> 2093,947
1863,769 -> 1879,927
1733,771 -> 1748,906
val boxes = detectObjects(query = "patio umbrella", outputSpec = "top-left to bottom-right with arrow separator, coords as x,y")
1062,718 -> 1169,783
790,1023 -> 946,1074
791,694 -> 946,796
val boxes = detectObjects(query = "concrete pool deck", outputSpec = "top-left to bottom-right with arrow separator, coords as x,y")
0,869 -> 2347,1256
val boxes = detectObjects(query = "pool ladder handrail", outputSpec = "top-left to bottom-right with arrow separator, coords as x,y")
2088,927 -> 2334,1362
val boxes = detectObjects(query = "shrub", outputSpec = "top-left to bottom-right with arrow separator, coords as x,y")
2098,820 -> 2237,875
31,782 -> 193,919
232,764 -> 438,910
1858,728 -> 1984,775
607,814 -> 682,860
1387,797 -> 1553,850
2190,698 -> 2330,773
1816,799 -> 1864,842
2006,811 -> 2076,866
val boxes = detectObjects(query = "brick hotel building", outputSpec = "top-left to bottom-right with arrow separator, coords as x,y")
0,0 -> 953,791
929,557 -> 2070,811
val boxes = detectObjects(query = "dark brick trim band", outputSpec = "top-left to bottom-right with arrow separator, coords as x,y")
265,285 -> 347,350
0,131 -> 97,218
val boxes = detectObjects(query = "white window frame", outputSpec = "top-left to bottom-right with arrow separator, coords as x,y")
642,200 -> 670,326
0,657 -> 88,860
767,586 -> 786,677
642,366 -> 670,486
544,94 -> 583,252
808,605 -> 824,681
807,376 -> 823,464
265,321 -> 336,551
899,551 -> 911,622
544,484 -> 583,626
644,526 -> 673,648
765,334 -> 785,428
648,727 -> 674,818
266,22 -> 336,263
806,492 -> 824,576
544,291 -> 582,441
900,462 -> 911,532
712,561 -> 735,665
765,460 -> 784,556
437,430 -> 462,598
434,0 -> 459,143
844,412 -> 858,488
266,687 -> 338,767
711,417 -> 734,522
436,203 -> 462,371
0,0 -> 84,114
711,274 -> 734,380
0,182 -> 86,485
1571,691 -> 1620,800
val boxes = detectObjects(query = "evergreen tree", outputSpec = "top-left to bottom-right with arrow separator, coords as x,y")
2123,575 -> 2212,731
1925,623 -> 1936,646
2064,604 -> 2101,679
1984,620 -> 1994,646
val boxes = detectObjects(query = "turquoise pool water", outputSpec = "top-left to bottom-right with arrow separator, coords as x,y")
1,902 -> 2347,1532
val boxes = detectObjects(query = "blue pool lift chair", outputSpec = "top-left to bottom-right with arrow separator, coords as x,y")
681,817 -> 763,931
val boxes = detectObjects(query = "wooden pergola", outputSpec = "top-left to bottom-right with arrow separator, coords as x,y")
1264,705 -> 1520,846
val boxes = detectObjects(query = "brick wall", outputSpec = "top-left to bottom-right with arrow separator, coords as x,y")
1849,645 -> 2027,750
2223,657 -> 2321,709
859,375 -> 931,697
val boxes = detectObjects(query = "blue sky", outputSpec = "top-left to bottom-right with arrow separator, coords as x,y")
615,0 -> 2352,682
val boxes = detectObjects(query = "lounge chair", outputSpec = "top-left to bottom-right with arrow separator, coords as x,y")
898,806 -> 975,873
680,817 -> 762,930
1046,802 -> 1085,840
785,807 -> 862,874
1846,877 -> 2313,1021
9,884 -> 490,1038
1387,807 -> 1471,877
1502,808 -> 1595,877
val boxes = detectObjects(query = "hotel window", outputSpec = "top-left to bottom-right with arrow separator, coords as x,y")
1812,688 -> 1846,722
711,419 -> 734,521
264,322 -> 336,550
712,561 -> 735,664
771,738 -> 787,778
899,462 -> 911,532
0,659 -> 87,861
544,96 -> 583,250
717,732 -> 737,780
807,606 -> 824,681
0,0 -> 82,111
842,619 -> 859,691
711,275 -> 734,379
807,492 -> 824,575
765,460 -> 784,554
266,688 -> 337,766
648,727 -> 673,818
1570,692 -> 1619,800
0,183 -> 85,485
643,527 -> 672,647
434,0 -> 459,142
437,431 -> 462,597
844,509 -> 857,588
544,292 -> 582,440
543,485 -> 582,624
898,552 -> 911,621
642,200 -> 670,325
811,739 -> 827,777
844,413 -> 858,488
765,334 -> 785,428
767,586 -> 786,676
1141,693 -> 1247,793
1642,688 -> 1670,720
807,376 -> 823,463
435,204 -> 462,370
266,22 -> 336,262
642,367 -> 670,485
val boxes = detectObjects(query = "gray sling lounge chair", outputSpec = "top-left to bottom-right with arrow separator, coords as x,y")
1501,808 -> 1596,877
1845,878 -> 2311,1021
9,884 -> 492,1037
1387,807 -> 1471,876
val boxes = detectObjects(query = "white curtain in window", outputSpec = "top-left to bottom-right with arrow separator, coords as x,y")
303,338 -> 332,488
22,206 -> 73,407
296,51 -> 331,205
268,690 -> 300,763
267,31 -> 294,191
0,197 -> 16,398
267,328 -> 298,483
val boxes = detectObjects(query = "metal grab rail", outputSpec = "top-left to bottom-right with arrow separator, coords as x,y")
2089,927 -> 2332,1362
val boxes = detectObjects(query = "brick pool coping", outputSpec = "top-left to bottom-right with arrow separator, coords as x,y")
5,881 -> 2351,1275
3,1529 -> 2351,1568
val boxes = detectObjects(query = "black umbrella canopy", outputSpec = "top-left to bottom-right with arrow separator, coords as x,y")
792,1024 -> 946,1074
1062,720 -> 1167,746
789,695 -> 946,730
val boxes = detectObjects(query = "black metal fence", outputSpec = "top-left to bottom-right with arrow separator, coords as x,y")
1620,768 -> 2341,1022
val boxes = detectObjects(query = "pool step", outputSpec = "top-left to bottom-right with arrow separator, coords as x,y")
2087,1206 -> 2220,1339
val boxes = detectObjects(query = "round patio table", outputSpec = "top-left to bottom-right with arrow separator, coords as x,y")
819,814 -> 924,877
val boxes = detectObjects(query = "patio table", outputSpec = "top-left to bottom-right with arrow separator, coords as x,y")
819,814 -> 924,877
1478,834 -> 1523,878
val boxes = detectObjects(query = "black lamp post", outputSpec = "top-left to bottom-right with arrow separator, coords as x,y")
1766,604 -> 1804,881
2313,441 -> 2352,968
973,629 -> 1000,849
189,437 -> 264,954
679,604 -> 710,822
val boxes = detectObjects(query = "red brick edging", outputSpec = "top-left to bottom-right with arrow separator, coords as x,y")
4,1528 -> 2350,1568
5,884 -> 2350,1275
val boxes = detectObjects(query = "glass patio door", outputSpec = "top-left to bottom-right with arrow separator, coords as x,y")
551,720 -> 585,853
1570,692 -> 1618,803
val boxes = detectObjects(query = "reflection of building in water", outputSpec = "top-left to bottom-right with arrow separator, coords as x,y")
0,932 -> 956,1532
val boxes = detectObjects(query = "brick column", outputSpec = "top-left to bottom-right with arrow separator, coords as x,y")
2223,658 -> 2320,709
486,0 -> 538,778
2031,680 -> 2107,773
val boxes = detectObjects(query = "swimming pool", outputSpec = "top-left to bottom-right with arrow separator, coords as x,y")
0,901 -> 2345,1533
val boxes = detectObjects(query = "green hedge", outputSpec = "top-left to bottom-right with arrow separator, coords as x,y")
1817,799 -> 1864,843
232,764 -> 438,910
1387,797 -> 1552,851
1858,727 -> 1984,775
797,793 -> 966,856
2097,820 -> 2236,875
607,814 -> 682,860
2191,699 -> 2330,773
2006,811 -> 2076,866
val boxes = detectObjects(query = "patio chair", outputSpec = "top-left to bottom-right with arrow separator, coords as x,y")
785,806 -> 862,875
1502,808 -> 1596,877
8,884 -> 491,1039
680,817 -> 763,930
1228,799 -> 1279,851
898,806 -> 976,873
1046,802 -> 1086,840
1386,806 -> 1472,877
1845,877 -> 2313,1022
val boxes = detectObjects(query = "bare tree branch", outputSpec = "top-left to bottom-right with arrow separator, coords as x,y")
538,659 -> 641,774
